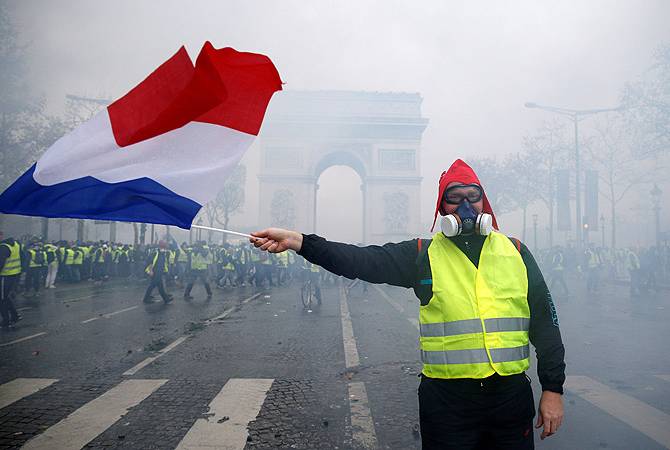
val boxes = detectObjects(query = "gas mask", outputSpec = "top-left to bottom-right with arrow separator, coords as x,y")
440,199 -> 494,237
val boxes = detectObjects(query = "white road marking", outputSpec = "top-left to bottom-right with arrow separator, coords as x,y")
62,294 -> 98,304
16,307 -> 33,312
0,332 -> 47,347
340,285 -> 360,368
81,305 -> 139,324
205,292 -> 262,325
176,378 -> 273,450
655,374 -> 670,383
374,285 -> 419,330
22,379 -> 167,450
348,382 -> 378,449
0,378 -> 58,410
122,336 -> 189,376
567,375 -> 670,448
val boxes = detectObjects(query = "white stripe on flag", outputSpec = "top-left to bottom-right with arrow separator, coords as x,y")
34,111 -> 254,205
0,378 -> 58,410
176,378 -> 273,450
22,379 -> 167,450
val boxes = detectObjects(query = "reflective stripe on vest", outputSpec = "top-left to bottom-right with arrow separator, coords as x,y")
1,242 -> 22,276
421,345 -> 530,365
420,317 -> 529,337
421,231 -> 530,379
191,253 -> 208,270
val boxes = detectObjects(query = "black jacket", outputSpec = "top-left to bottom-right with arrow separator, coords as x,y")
298,232 -> 566,394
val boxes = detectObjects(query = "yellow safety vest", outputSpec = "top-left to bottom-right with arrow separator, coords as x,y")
0,242 -> 22,276
191,252 -> 208,270
64,249 -> 75,265
28,249 -> 46,268
177,248 -> 189,263
146,250 -> 169,274
421,231 -> 530,379
73,249 -> 84,265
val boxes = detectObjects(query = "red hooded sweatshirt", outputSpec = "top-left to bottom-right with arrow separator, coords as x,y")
430,159 -> 499,232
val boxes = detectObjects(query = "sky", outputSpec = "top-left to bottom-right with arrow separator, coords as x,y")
6,0 -> 670,244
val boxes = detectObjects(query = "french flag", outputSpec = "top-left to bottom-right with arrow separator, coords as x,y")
0,42 -> 282,229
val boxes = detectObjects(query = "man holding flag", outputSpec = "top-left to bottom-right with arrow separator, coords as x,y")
250,159 -> 566,449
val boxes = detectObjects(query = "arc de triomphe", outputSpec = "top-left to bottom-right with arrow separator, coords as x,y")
258,91 -> 428,244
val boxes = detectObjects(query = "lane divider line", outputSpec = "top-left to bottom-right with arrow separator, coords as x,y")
654,374 -> 670,383
0,332 -> 47,347
22,379 -> 167,450
122,336 -> 189,376
81,306 -> 139,324
205,292 -> 262,325
0,378 -> 58,410
176,378 -> 274,450
340,285 -> 360,369
566,375 -> 670,448
348,381 -> 378,449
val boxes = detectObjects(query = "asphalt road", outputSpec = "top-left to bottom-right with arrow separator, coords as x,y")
0,272 -> 668,449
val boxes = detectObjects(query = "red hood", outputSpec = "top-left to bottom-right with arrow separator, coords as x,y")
430,159 -> 499,232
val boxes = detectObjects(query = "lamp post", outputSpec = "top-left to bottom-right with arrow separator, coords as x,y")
600,213 -> 605,248
651,184 -> 662,247
532,214 -> 538,252
524,102 -> 621,248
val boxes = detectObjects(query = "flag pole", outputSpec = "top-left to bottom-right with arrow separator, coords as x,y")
190,224 -> 254,239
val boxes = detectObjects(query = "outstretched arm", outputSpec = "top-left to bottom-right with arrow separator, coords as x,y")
250,228 -> 417,288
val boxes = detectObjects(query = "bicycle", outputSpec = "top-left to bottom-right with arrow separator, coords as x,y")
301,269 -> 321,310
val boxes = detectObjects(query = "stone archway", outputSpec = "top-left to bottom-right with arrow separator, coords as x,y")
258,90 -> 428,244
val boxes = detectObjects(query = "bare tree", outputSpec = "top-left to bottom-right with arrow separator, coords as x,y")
198,165 -> 246,242
521,121 -> 571,247
585,114 -> 664,248
466,157 -> 516,216
621,43 -> 670,158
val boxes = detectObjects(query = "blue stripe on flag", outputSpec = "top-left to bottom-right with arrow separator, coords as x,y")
0,164 -> 201,229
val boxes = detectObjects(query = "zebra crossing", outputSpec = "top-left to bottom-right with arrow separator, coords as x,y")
3,373 -> 670,449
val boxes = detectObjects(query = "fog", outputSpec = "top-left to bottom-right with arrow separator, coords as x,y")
6,0 -> 670,245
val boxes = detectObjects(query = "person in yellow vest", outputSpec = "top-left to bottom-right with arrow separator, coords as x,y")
217,245 -> 237,288
176,242 -> 190,287
92,244 -> 108,284
61,243 -> 75,282
0,231 -> 22,328
143,240 -> 173,304
249,159 -> 565,449
184,242 -> 212,300
71,245 -> 84,283
24,241 -> 47,297
44,243 -> 59,289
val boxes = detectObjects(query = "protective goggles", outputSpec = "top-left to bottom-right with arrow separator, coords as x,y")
443,184 -> 483,205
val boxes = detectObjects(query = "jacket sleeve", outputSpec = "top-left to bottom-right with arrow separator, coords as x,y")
520,242 -> 566,394
297,234 -> 418,288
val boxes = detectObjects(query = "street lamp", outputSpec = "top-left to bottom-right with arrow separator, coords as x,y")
525,102 -> 622,248
532,214 -> 538,252
600,213 -> 605,248
651,184 -> 662,247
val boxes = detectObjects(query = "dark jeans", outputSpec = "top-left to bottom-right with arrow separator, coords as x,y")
184,270 -> 212,297
0,275 -> 19,325
143,273 -> 171,303
25,267 -> 43,293
419,373 -> 535,450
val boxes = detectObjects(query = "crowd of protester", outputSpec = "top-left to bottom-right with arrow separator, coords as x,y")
537,242 -> 670,297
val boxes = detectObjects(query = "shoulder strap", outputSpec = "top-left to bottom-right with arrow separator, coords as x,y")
508,237 -> 522,253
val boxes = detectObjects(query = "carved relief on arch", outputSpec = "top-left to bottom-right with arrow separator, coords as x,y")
270,189 -> 296,229
383,191 -> 409,234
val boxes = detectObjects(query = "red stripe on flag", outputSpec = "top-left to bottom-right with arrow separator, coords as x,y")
194,42 -> 283,135
107,42 -> 282,147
